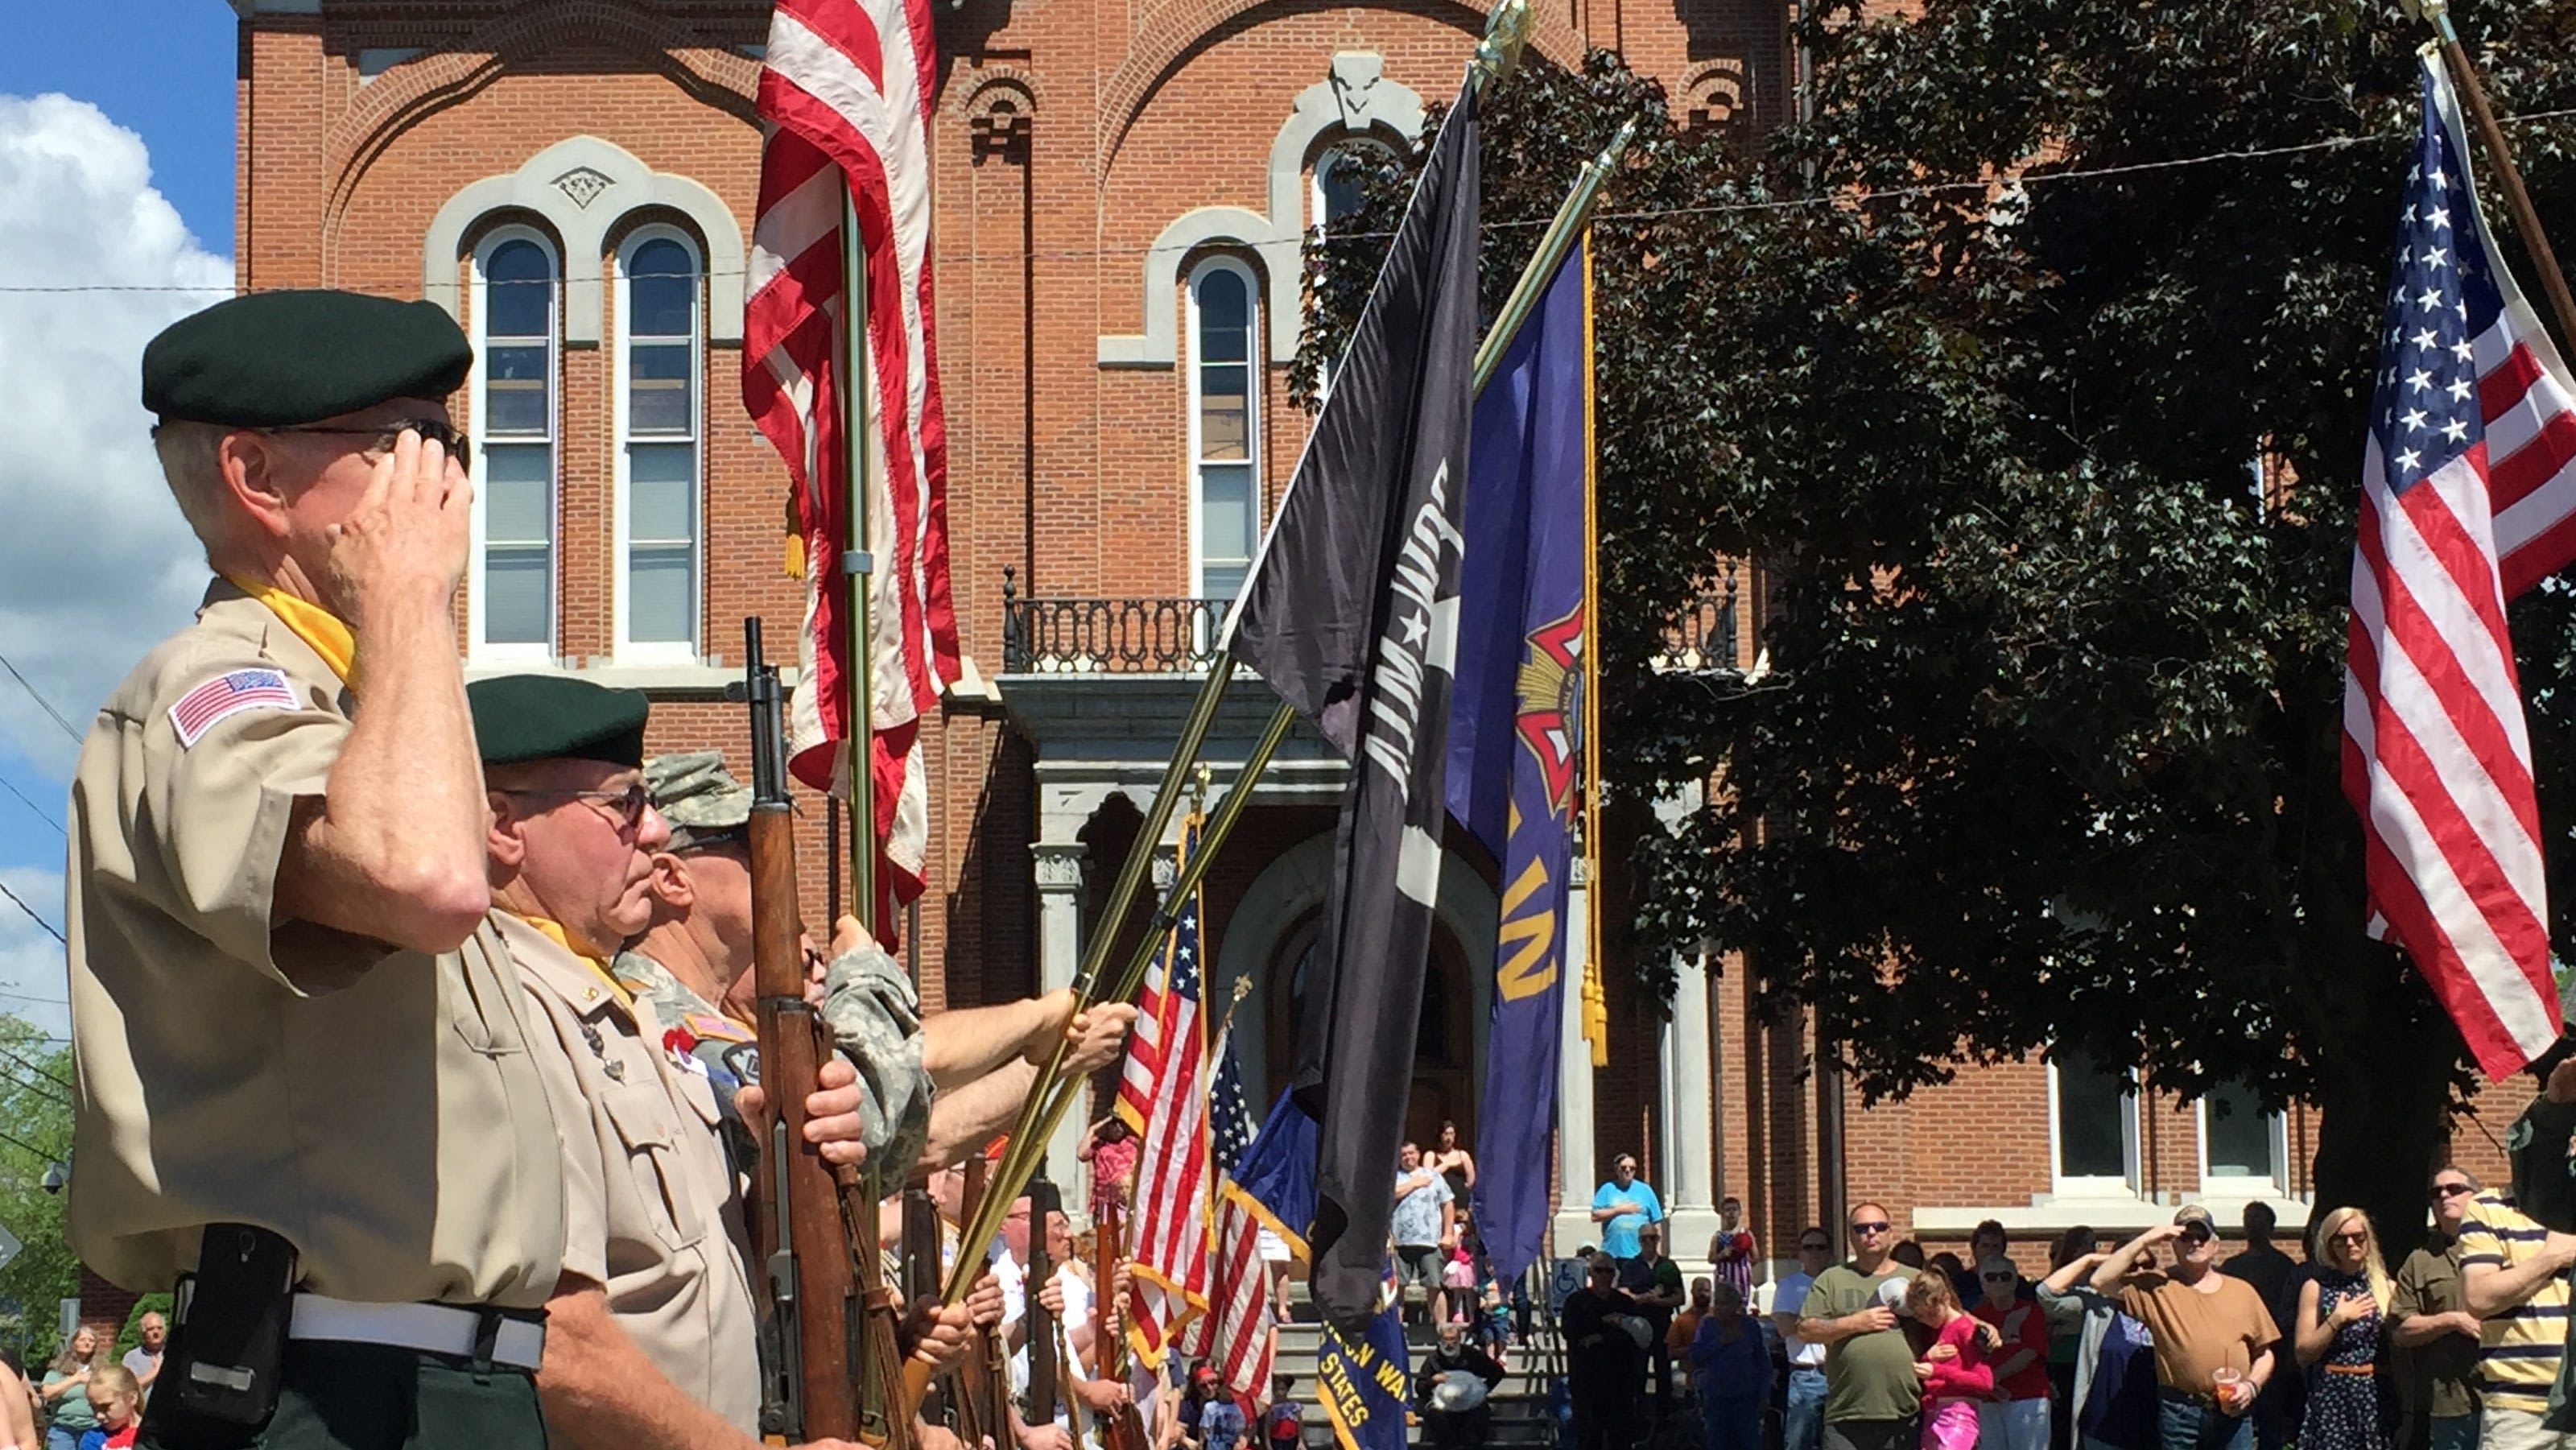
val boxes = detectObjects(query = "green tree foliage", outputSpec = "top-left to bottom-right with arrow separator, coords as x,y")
0,1016 -> 74,1360
1298,1 -> 2576,1246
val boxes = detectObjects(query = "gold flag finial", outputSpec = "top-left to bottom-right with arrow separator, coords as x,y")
1472,0 -> 1532,97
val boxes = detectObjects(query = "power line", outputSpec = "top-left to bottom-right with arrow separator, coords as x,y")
0,1124 -> 61,1166
0,771 -> 64,836
0,880 -> 65,945
0,1044 -> 73,1093
0,651 -> 80,744
6,103 -> 2576,295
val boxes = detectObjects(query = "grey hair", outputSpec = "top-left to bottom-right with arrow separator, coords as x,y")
150,418 -> 233,551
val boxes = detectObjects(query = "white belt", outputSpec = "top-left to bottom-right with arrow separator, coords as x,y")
287,1293 -> 546,1370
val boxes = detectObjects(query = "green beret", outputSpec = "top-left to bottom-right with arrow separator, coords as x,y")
646,750 -> 753,849
142,289 -> 473,427
469,675 -> 650,769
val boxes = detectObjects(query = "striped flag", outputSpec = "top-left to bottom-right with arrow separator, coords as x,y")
1183,1027 -> 1278,1405
743,0 -> 960,944
2343,55 -> 2576,1077
1120,814 -> 1211,1363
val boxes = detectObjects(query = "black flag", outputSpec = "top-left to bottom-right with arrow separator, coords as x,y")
1222,78 -> 1480,1336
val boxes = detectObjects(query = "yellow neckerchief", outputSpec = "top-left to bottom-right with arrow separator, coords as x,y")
519,915 -> 636,1009
224,575 -> 357,685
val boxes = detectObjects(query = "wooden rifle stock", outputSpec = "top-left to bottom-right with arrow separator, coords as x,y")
1024,1179 -> 1063,1426
738,618 -> 914,1450
946,1161 -> 1008,1446
1091,1200 -> 1151,1450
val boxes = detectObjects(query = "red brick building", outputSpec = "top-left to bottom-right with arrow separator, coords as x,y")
213,0 -> 2514,1291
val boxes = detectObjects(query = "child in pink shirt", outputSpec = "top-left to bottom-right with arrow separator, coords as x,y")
1905,1271 -> 1993,1450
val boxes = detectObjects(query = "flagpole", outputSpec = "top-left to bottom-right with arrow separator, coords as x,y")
1472,118 -> 1636,391
841,184 -> 880,939
2420,0 -> 2576,357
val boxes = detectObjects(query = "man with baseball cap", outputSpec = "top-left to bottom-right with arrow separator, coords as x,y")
2091,1207 -> 2281,1450
72,290 -> 563,1448
615,750 -> 1139,1177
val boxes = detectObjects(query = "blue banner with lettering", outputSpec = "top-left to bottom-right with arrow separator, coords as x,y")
1444,234 -> 1591,1283
1315,1268 -> 1412,1450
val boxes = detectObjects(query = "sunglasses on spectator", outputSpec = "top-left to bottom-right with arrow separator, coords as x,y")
2328,1230 -> 2368,1244
1799,1241 -> 1831,1251
1851,1221 -> 1892,1235
264,418 -> 473,461
2434,1183 -> 2475,1199
1979,1272 -> 2016,1281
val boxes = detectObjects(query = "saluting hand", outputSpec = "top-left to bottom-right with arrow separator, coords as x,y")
320,425 -> 473,630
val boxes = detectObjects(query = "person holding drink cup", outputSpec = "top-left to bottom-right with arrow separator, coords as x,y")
2090,1206 -> 2281,1450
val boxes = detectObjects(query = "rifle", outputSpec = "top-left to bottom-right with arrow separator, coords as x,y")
1090,1200 -> 1151,1450
1023,1178 -> 1063,1430
947,1161 -> 1009,1447
739,617 -> 915,1449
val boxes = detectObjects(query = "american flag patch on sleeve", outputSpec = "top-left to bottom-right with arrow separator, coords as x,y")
169,668 -> 299,746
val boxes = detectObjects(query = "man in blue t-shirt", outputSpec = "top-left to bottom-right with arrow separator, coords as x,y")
1591,1153 -> 1665,1261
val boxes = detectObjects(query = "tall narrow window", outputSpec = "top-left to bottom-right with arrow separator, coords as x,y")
616,229 -> 703,657
1308,141 -> 1389,395
2050,1050 -> 2140,1192
471,229 -> 558,659
1187,258 -> 1259,601
2202,1083 -> 2288,1188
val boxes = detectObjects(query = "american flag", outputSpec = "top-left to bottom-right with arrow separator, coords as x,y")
1185,1027 -> 1279,1406
743,0 -> 960,944
1120,816 -> 1211,1363
2343,56 -> 2576,1077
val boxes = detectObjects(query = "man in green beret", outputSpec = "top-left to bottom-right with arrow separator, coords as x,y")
70,289 -> 564,1449
617,750 -> 1140,1179
469,675 -> 924,1450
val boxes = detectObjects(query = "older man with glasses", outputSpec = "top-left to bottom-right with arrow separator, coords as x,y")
1592,1154 -> 1665,1263
1774,1227 -> 1836,1450
1797,1204 -> 1923,1450
2091,1206 -> 2280,1450
2391,1170 -> 2483,1450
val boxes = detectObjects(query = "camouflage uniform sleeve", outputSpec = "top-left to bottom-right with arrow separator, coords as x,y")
819,942 -> 934,1178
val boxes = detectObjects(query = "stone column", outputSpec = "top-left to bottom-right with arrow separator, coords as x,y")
1551,863 -> 1600,1256
1664,957 -> 1719,1275
1032,841 -> 1088,1193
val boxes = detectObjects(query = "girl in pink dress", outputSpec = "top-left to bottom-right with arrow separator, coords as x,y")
1905,1270 -> 1993,1450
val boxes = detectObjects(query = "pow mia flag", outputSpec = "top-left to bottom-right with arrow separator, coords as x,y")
1221,76 -> 1480,1336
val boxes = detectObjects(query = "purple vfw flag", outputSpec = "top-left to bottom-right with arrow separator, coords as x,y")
1444,234 -> 1591,1283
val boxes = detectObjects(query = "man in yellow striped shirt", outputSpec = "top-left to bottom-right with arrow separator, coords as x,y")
2458,1185 -> 2576,1450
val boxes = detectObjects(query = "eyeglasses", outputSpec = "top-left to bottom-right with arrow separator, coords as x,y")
1851,1221 -> 1893,1235
496,782 -> 652,833
265,417 -> 472,461
2328,1230 -> 2369,1244
1799,1241 -> 1832,1252
2434,1183 -> 2475,1199
1980,1272 -> 2017,1282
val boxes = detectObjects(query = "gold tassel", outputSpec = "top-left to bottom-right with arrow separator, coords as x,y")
782,490 -> 807,579
1582,958 -> 1609,1068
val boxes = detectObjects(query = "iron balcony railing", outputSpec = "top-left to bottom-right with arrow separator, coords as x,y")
1001,570 -> 1228,674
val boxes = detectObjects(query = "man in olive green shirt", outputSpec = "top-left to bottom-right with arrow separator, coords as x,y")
1796,1202 -> 1924,1450
2392,1167 -> 2485,1450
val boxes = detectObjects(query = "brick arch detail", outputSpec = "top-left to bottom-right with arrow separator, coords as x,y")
1096,0 -> 1581,167
321,0 -> 759,284
954,65 -> 1044,120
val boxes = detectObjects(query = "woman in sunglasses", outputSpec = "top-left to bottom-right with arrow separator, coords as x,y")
2293,1208 -> 2393,1450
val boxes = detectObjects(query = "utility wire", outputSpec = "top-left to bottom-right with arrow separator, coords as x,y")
6,103 -> 2576,293
0,1044 -> 74,1093
0,1123 -> 61,1165
0,772 -> 64,836
0,651 -> 81,744
0,879 -> 66,945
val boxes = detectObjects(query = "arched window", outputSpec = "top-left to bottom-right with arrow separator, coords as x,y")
1307,139 -> 1392,396
1186,257 -> 1260,601
470,227 -> 559,659
615,227 -> 704,657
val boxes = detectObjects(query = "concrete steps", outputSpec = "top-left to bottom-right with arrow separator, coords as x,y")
1264,1287 -> 1567,1448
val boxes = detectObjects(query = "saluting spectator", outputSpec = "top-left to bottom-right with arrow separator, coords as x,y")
2293,1207 -> 2392,1450
1798,1203 -> 1925,1450
2389,1168 -> 2483,1450
2090,1207 -> 2280,1450
2458,1176 -> 2575,1450
1592,1155 -> 1664,1262
1973,1256 -> 2052,1450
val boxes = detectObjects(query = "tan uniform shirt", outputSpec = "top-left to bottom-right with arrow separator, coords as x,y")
65,580 -> 564,1305
502,914 -> 761,1431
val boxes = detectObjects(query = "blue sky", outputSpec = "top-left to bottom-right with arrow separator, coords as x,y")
0,2 -> 238,249
0,2 -> 239,1027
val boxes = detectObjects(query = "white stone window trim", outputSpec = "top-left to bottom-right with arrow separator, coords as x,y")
2046,1052 -> 2145,1200
1184,254 -> 1262,601
469,222 -> 560,665
612,223 -> 707,663
1099,53 -> 1424,368
2194,1089 -> 2291,1196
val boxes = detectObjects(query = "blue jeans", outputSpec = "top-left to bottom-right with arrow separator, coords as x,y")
1786,1367 -> 1827,1450
1706,1396 -> 1764,1450
2429,1412 -> 2480,1450
46,1427 -> 80,1450
2157,1397 -> 2253,1450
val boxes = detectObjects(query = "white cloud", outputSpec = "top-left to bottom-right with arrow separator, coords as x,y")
0,865 -> 69,1043
0,93 -> 232,778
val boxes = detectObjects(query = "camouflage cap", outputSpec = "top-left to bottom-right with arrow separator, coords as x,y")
646,750 -> 752,851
